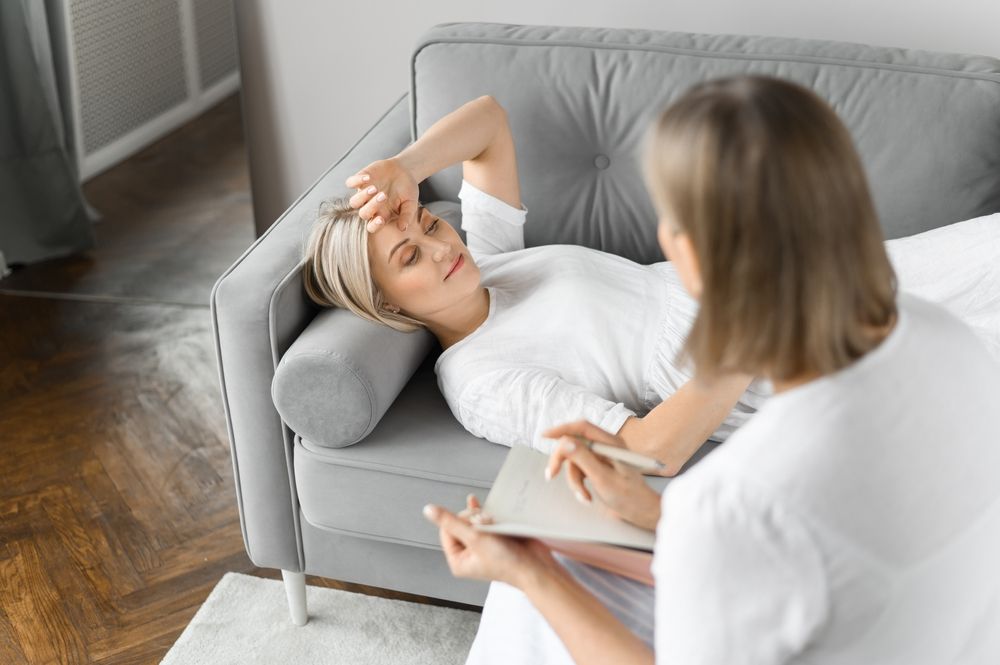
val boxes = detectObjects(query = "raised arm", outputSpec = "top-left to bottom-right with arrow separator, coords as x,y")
346,95 -> 521,229
617,374 -> 754,476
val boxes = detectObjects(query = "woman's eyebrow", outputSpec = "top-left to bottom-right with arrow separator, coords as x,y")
387,238 -> 408,264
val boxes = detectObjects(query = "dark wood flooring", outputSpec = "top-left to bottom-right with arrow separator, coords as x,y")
0,94 -> 473,665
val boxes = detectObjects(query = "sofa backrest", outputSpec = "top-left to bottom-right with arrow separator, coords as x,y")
412,23 -> 1000,265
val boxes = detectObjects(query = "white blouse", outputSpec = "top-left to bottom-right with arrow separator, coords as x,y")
435,180 -> 768,453
653,293 -> 1000,664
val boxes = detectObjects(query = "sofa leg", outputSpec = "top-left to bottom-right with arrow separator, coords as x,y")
281,570 -> 308,626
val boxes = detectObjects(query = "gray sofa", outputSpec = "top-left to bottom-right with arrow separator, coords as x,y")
211,22 -> 1000,623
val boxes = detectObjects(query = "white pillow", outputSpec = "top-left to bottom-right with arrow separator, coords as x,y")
885,212 -> 1000,361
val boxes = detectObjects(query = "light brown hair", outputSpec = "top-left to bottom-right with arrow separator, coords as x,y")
642,75 -> 897,381
302,198 -> 424,332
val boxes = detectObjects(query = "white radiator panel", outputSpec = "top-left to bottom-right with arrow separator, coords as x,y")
57,0 -> 240,181
194,0 -> 238,90
70,0 -> 189,155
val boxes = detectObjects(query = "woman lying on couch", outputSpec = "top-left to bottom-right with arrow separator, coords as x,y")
305,93 -> 764,475
424,76 -> 1000,664
303,91 -> 999,476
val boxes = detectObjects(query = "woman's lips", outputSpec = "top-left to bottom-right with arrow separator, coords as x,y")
445,254 -> 464,280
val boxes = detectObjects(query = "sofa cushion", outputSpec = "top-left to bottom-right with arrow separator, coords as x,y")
272,201 -> 461,447
293,356 -> 676,547
293,357 -> 509,547
412,23 -> 1000,264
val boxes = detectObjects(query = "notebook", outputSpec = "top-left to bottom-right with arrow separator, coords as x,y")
477,446 -> 659,585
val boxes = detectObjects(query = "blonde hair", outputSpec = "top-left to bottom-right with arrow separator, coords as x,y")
642,75 -> 897,381
302,197 -> 424,332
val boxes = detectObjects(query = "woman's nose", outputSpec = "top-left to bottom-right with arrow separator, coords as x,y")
428,238 -> 453,262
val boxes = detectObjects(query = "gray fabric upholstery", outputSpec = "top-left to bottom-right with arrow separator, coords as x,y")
212,22 -> 1000,606
294,357 -> 672,557
414,24 -> 1000,264
293,359 -> 506,548
271,309 -> 434,448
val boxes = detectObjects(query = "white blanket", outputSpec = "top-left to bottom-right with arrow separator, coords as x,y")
887,212 -> 1000,361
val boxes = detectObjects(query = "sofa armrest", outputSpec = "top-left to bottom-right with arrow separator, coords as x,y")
210,93 -> 412,571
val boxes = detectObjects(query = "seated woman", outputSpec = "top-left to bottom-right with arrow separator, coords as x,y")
426,75 -> 1000,664
302,94 -> 1000,475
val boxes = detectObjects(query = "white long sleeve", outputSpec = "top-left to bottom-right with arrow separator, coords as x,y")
456,367 -> 635,452
458,178 -> 526,257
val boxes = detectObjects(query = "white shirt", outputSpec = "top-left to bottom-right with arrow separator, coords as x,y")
653,293 -> 1000,664
436,180 -> 766,453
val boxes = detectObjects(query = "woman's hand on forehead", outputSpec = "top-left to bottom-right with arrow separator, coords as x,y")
365,202 -> 422,233
390,200 -> 423,233
345,158 -> 420,234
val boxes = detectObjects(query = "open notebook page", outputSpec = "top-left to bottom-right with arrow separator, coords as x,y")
478,446 -> 657,551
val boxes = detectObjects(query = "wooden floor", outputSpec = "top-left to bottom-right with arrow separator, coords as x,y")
0,94 -> 473,665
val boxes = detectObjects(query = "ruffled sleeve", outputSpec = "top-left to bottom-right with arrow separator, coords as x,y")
458,179 -> 527,258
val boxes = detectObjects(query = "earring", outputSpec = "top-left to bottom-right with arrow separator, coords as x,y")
384,304 -> 400,314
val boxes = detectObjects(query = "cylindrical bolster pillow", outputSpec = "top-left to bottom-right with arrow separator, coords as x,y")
271,200 -> 459,447
272,306 -> 434,447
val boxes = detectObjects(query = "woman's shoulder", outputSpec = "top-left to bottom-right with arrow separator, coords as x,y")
876,293 -> 1000,387
900,292 -> 996,345
658,455 -> 821,561
433,319 -> 509,397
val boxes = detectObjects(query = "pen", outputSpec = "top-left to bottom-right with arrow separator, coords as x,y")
546,437 -> 666,472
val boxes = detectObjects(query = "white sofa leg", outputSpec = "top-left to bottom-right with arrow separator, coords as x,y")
281,570 -> 308,626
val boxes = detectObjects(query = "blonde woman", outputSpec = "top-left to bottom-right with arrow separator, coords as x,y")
307,94 -> 999,477
307,94 -> 768,475
423,76 -> 1000,664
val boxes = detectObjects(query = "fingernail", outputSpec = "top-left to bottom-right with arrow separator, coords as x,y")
366,185 -> 376,194
361,174 -> 370,182
373,216 -> 384,226
422,504 -> 437,519
544,467 -> 552,481
561,441 -> 576,453
376,192 -> 387,202
575,491 -> 590,505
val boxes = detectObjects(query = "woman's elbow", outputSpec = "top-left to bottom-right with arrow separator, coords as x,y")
477,95 -> 509,125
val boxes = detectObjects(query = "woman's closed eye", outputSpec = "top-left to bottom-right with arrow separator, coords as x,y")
403,216 -> 439,267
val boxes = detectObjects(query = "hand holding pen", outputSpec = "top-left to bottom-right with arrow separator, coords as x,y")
542,420 -> 664,532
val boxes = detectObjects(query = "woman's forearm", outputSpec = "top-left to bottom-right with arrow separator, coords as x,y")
520,563 -> 654,665
618,374 -> 753,476
394,95 -> 508,183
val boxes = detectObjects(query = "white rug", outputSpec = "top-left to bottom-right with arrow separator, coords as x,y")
161,572 -> 481,664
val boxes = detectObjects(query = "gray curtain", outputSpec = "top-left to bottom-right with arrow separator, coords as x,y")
0,0 -> 98,275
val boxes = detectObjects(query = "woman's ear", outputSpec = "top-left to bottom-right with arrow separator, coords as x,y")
658,221 -> 703,300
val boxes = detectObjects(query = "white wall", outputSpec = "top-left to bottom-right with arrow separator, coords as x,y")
234,0 -> 1000,235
